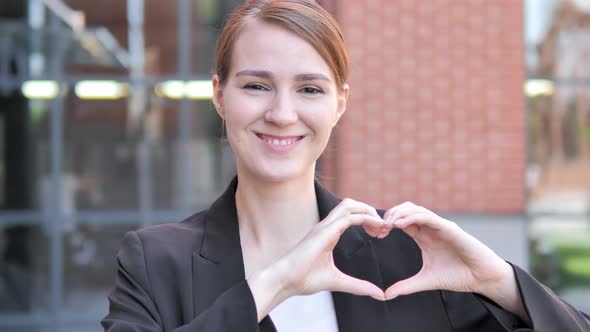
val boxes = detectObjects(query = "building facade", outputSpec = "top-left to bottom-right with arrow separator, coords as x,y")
1,1 -> 588,331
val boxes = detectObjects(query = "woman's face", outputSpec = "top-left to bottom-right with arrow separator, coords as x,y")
213,19 -> 348,183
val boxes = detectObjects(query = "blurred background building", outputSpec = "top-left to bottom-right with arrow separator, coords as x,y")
0,0 -> 588,331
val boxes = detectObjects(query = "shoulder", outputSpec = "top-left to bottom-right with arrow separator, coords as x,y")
136,210 -> 207,247
120,210 -> 208,267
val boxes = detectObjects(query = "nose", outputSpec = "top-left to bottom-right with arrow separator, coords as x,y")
264,90 -> 298,127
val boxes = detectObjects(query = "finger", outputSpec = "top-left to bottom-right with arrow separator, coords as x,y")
363,224 -> 384,238
329,214 -> 384,236
331,270 -> 385,301
383,201 -> 417,218
384,272 -> 432,300
325,198 -> 382,225
392,212 -> 445,232
339,200 -> 385,234
398,223 -> 421,239
308,215 -> 386,257
384,202 -> 421,224
383,206 -> 399,223
363,204 -> 387,237
363,223 -> 393,238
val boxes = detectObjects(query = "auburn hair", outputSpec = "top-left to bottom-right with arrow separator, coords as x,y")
214,0 -> 349,89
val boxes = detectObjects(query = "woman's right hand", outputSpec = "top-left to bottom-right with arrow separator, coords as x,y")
247,198 -> 386,321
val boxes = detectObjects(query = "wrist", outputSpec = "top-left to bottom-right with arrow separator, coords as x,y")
478,261 -> 530,323
247,259 -> 293,322
477,260 -> 514,298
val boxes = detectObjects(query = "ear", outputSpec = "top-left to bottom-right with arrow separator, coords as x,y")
333,83 -> 349,126
212,74 -> 225,119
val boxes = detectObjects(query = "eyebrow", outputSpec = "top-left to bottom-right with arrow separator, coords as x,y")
236,70 -> 273,79
294,73 -> 332,82
235,70 -> 332,82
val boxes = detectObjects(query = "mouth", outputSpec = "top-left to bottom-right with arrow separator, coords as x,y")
255,133 -> 305,149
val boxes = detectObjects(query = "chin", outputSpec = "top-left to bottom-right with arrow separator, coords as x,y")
235,149 -> 319,184
246,161 -> 313,184
256,167 -> 305,183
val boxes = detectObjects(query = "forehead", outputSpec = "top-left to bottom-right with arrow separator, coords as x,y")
229,19 -> 334,80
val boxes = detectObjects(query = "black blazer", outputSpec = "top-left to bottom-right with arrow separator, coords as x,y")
102,178 -> 590,331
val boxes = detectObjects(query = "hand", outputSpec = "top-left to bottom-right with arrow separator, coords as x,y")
381,202 -> 528,321
282,198 -> 387,298
248,198 -> 387,321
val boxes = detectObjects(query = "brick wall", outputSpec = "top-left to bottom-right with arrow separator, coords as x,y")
320,0 -> 525,213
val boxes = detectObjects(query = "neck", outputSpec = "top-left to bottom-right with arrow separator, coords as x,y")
235,166 -> 319,253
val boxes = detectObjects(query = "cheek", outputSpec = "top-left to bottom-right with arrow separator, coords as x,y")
226,87 -> 271,113
222,111 -> 244,146
224,99 -> 258,127
303,101 -> 339,134
223,98 -> 267,147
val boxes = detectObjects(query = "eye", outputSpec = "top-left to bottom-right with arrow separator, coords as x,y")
299,86 -> 323,95
243,83 -> 269,91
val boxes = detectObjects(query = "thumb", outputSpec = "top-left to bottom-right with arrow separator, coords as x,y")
331,270 -> 385,301
384,271 -> 432,300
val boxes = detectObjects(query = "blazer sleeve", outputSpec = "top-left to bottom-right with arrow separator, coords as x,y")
443,262 -> 590,332
508,263 -> 589,331
101,231 -> 261,332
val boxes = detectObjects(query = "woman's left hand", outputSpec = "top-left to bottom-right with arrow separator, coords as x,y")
381,202 -> 529,322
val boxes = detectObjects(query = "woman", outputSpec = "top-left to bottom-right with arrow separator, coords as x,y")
102,1 -> 590,331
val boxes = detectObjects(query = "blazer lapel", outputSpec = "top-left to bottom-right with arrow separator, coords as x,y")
316,184 -> 391,332
192,178 -> 277,331
192,178 -> 244,314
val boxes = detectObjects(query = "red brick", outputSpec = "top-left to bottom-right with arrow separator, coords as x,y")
321,0 -> 525,213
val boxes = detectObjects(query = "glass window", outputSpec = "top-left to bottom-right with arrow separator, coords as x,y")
0,225 -> 49,314
64,98 -> 140,211
0,1 -> 236,331
61,224 -> 138,321
525,0 -> 590,314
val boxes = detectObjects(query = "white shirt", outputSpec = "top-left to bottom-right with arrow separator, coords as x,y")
269,291 -> 339,332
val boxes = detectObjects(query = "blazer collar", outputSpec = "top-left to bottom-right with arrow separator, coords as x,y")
199,176 -> 367,262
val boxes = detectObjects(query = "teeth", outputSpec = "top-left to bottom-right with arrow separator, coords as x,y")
264,136 -> 297,146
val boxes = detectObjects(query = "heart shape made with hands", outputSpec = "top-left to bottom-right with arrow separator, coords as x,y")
323,200 -> 421,301
326,201 -> 528,323
341,205 -> 447,302
296,198 -> 509,304
352,200 -> 512,302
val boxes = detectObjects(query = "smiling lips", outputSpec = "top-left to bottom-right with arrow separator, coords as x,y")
256,133 -> 304,151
